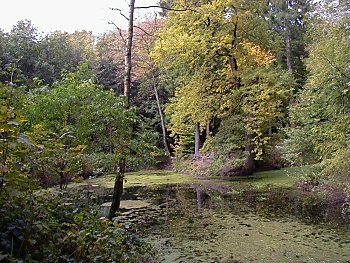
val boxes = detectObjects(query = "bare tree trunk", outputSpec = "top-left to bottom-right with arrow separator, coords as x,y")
206,122 -> 210,139
244,133 -> 256,175
244,114 -> 256,175
109,0 -> 135,219
282,0 -> 293,73
124,0 -> 135,105
59,172 -> 64,190
194,122 -> 200,158
285,27 -> 297,128
108,172 -> 124,220
285,33 -> 293,72
108,158 -> 126,219
152,74 -> 170,154
282,4 -> 296,129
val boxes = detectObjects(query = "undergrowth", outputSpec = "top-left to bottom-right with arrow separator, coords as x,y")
0,191 -> 156,262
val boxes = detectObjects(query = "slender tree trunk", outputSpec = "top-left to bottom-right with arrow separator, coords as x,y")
244,114 -> 256,175
285,33 -> 292,72
282,0 -> 293,73
108,172 -> 124,220
244,133 -> 256,175
286,29 -> 297,128
206,122 -> 210,139
109,0 -> 135,219
282,6 -> 296,129
228,30 -> 256,174
152,73 -> 170,154
124,0 -> 135,105
194,122 -> 200,158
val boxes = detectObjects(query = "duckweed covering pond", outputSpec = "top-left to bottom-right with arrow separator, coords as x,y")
70,169 -> 349,262
69,170 -> 195,189
121,185 -> 349,263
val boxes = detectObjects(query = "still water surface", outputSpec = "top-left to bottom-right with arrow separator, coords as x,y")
121,185 -> 350,262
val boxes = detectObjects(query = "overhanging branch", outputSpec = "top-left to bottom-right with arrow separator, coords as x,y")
135,5 -> 199,13
110,7 -> 129,20
108,22 -> 127,46
133,25 -> 154,37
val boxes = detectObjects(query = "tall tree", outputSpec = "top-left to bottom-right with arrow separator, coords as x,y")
1,20 -> 40,86
284,0 -> 350,184
36,31 -> 84,84
153,0 -> 293,172
25,65 -> 140,189
108,0 -> 136,219
267,0 -> 310,86
124,0 -> 136,103
132,19 -> 170,154
67,30 -> 97,66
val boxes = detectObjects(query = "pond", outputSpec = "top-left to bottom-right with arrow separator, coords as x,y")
117,184 -> 349,263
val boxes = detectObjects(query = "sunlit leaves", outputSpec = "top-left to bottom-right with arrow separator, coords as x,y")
241,41 -> 276,66
153,0 -> 292,160
0,84 -> 34,197
241,66 -> 294,158
284,1 -> 350,182
23,65 -> 142,183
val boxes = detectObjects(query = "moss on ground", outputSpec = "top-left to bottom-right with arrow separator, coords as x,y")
69,170 -> 196,190
124,170 -> 196,187
70,167 -> 300,191
246,168 -> 299,188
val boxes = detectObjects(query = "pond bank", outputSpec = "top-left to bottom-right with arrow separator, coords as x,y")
70,167 -> 299,189
69,167 -> 347,213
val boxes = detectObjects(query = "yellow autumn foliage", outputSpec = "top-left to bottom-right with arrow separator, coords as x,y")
151,0 -> 292,159
241,41 -> 276,65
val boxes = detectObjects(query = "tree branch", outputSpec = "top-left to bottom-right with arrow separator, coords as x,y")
322,55 -> 349,81
110,7 -> 129,21
108,22 -> 127,46
135,5 -> 199,13
133,25 -> 154,37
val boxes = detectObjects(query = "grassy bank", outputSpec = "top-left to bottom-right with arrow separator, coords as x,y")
69,167 -> 300,191
68,170 -> 196,190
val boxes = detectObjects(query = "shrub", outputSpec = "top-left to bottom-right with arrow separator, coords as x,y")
0,191 -> 156,262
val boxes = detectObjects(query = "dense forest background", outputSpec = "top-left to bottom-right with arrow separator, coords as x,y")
0,0 -> 349,261
1,0 -> 348,186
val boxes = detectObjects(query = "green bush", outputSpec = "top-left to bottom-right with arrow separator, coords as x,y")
0,191 -> 156,262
